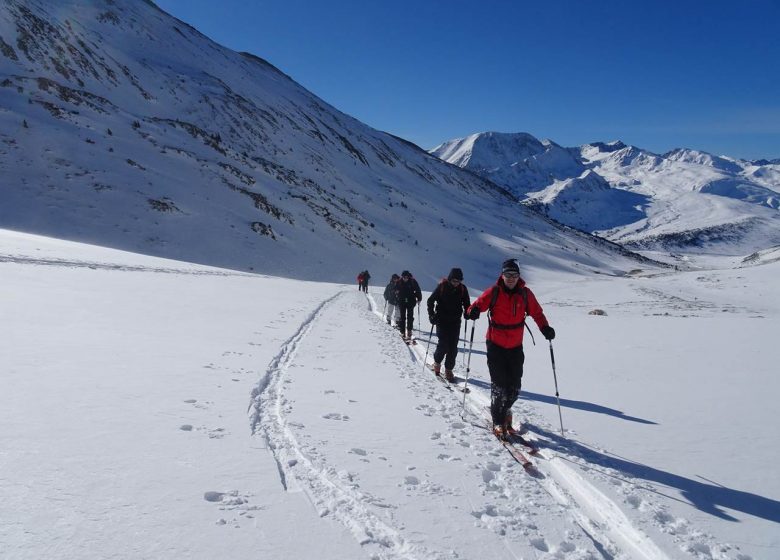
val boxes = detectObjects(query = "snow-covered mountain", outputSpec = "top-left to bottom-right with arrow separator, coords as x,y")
0,0 -> 653,285
432,133 -> 780,257
432,132 -> 585,197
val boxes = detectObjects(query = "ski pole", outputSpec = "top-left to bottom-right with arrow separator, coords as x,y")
417,302 -> 421,333
549,340 -> 565,437
422,323 -> 435,374
460,321 -> 476,417
461,320 -> 467,367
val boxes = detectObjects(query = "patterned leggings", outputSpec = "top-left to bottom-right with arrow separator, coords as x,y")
486,342 -> 524,425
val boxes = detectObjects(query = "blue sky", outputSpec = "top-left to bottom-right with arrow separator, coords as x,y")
155,0 -> 780,160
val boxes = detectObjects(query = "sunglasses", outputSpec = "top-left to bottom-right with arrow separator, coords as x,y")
502,272 -> 520,279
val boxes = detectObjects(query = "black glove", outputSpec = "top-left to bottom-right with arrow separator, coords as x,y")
467,307 -> 480,321
429,313 -> 437,325
541,325 -> 556,340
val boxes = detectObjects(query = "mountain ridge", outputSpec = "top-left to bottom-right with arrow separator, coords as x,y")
0,0 -> 654,285
432,131 -> 780,256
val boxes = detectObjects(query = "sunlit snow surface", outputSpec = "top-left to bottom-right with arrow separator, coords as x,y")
2,229 -> 777,560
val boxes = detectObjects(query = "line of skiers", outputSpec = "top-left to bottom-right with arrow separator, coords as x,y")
383,270 -> 422,339
381,259 -> 556,440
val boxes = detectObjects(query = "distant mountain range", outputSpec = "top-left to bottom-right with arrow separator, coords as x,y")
0,0 -> 652,283
431,133 -> 780,255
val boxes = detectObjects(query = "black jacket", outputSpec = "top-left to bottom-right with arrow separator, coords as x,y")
427,280 -> 470,324
395,277 -> 422,307
383,281 -> 398,305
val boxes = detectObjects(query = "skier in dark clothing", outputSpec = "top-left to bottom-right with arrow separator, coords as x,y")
427,268 -> 470,381
360,270 -> 371,293
383,274 -> 400,325
395,270 -> 422,341
466,259 -> 555,439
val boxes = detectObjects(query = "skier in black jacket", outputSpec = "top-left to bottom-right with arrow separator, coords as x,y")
383,273 -> 400,325
427,268 -> 470,381
395,270 -> 422,341
360,270 -> 371,293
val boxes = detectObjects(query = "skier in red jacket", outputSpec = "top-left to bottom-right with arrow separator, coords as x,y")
466,259 -> 555,439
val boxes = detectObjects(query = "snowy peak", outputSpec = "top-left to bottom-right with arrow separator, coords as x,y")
431,130 -> 780,256
663,148 -> 744,174
430,131 -> 545,169
432,131 -> 585,196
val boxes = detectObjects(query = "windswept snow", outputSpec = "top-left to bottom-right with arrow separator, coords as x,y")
2,229 -> 777,559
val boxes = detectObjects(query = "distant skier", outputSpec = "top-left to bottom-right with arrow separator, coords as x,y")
360,270 -> 371,293
383,273 -> 400,325
357,271 -> 365,291
395,270 -> 422,342
466,259 -> 555,439
427,268 -> 470,381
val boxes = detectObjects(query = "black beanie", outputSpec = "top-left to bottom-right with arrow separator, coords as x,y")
448,267 -> 464,281
501,259 -> 520,274
401,270 -> 411,278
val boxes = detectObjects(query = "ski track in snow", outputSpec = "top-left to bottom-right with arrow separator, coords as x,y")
249,290 -> 438,560
368,293 -> 736,560
248,287 -> 746,560
372,295 -> 667,560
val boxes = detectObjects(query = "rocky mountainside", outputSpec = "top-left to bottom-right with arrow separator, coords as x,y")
0,0 -> 652,284
432,132 -> 780,256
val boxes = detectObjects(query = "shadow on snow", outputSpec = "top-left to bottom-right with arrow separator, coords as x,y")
532,424 -> 780,524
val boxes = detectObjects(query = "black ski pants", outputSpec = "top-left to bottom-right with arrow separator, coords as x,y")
397,303 -> 416,333
486,341 -> 524,426
433,321 -> 461,370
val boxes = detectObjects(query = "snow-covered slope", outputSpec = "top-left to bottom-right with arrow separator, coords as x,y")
0,0 -> 650,284
433,133 -> 780,257
3,228 -> 777,560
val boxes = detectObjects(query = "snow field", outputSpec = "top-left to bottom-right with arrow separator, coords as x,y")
2,231 -> 777,559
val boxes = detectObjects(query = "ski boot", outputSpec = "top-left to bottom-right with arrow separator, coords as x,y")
503,412 -> 522,437
492,424 -> 508,441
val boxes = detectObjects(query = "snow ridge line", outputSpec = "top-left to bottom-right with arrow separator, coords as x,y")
0,254 -> 251,276
249,290 -> 436,560
371,295 -> 670,560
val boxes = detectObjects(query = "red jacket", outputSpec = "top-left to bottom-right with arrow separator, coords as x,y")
468,277 -> 549,349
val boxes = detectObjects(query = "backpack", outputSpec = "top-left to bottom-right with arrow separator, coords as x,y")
487,285 -> 535,343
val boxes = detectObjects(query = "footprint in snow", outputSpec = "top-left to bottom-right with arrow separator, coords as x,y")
322,412 -> 350,421
530,537 -> 549,552
349,448 -> 368,456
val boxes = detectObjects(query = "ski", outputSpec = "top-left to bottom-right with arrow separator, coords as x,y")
496,432 -> 534,469
426,364 -> 453,391
509,434 -> 540,455
487,421 -> 535,470
436,375 -> 454,391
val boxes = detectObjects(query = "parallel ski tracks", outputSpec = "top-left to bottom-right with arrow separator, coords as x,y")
249,289 -> 671,560
248,290 -> 440,560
